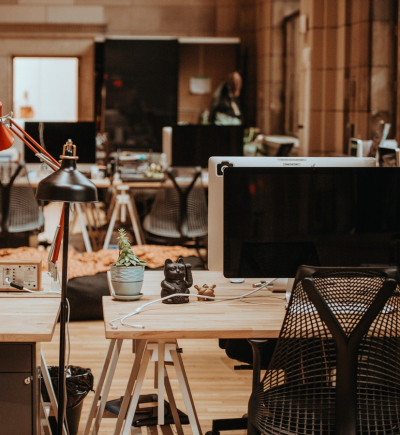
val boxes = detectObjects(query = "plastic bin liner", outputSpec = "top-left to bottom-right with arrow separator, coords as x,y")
41,365 -> 94,409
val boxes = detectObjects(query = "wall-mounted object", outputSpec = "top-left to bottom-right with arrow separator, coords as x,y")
189,76 -> 211,95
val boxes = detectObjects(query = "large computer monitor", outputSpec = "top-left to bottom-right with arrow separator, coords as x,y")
223,166 -> 400,281
208,156 -> 376,272
24,121 -> 96,164
162,125 -> 244,168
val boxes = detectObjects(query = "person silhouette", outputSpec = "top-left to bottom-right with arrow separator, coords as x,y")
209,71 -> 243,125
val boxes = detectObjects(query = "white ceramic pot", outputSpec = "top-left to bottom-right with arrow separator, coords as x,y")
110,265 -> 144,296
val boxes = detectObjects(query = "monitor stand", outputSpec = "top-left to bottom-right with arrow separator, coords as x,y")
270,278 -> 295,303
229,276 -> 295,303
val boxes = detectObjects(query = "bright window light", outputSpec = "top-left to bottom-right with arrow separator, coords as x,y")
13,57 -> 78,121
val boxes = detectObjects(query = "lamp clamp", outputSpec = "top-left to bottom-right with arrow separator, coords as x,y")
60,139 -> 79,160
0,111 -> 13,124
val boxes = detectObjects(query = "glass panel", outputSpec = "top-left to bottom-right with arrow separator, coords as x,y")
13,57 -> 78,121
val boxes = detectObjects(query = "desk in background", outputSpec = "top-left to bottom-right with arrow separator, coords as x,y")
84,270 -> 285,435
0,274 -> 60,435
102,170 -> 208,249
27,171 -> 208,251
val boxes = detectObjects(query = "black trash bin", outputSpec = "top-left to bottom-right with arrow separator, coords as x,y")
41,365 -> 94,435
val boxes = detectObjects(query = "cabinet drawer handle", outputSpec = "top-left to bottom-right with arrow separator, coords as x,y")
24,377 -> 31,385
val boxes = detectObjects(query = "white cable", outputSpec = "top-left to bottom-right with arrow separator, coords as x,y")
66,298 -> 71,370
60,298 -> 71,427
110,279 -> 275,330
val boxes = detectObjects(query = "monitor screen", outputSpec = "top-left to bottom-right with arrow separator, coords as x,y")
163,125 -> 244,168
223,166 -> 400,278
208,156 -> 377,272
23,121 -> 96,164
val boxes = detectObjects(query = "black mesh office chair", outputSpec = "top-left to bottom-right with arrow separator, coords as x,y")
248,266 -> 400,435
0,162 -> 44,247
142,166 -> 208,251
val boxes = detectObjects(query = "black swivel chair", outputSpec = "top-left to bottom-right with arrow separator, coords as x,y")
248,266 -> 400,435
142,166 -> 208,254
0,162 -> 44,247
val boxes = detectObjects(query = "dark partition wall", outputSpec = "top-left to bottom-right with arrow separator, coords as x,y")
104,39 -> 179,153
170,125 -> 244,168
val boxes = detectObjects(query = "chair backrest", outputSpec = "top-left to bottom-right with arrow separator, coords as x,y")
0,162 -> 44,234
143,166 -> 207,240
249,266 -> 400,435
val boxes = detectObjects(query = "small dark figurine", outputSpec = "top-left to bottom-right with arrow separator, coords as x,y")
161,257 -> 193,304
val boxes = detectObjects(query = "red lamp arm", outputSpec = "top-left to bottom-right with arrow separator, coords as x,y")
0,102 -> 64,265
9,119 -> 61,168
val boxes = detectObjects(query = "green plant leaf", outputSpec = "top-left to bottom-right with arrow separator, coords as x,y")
112,228 -> 148,267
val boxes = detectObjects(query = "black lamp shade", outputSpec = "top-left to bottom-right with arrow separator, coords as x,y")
36,157 -> 98,203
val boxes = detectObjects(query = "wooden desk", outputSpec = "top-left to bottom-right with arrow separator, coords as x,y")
84,270 -> 286,435
103,271 -> 284,340
0,285 -> 60,435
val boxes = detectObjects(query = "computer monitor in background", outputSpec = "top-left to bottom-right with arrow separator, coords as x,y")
24,121 -> 96,168
162,125 -> 244,168
223,166 -> 400,288
207,156 -> 377,273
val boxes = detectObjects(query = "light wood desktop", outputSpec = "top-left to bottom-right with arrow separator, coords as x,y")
103,271 -> 284,340
0,273 -> 60,435
84,270 -> 286,435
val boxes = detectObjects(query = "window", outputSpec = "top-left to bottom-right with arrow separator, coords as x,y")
13,57 -> 78,121
284,13 -> 300,136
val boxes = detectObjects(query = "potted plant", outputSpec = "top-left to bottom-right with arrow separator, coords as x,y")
110,229 -> 148,297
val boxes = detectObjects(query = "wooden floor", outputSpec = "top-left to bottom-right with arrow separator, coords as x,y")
41,321 -> 252,435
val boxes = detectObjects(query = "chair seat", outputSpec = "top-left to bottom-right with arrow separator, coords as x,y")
0,165 -> 45,241
143,225 -> 207,240
7,211 -> 44,233
250,384 -> 400,435
142,166 -> 208,243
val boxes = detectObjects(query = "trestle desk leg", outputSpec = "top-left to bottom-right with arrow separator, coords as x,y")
103,201 -> 121,249
40,396 -> 52,435
157,341 -> 166,425
82,339 -> 122,435
164,366 -> 184,435
75,203 -> 93,252
169,344 -> 202,435
41,350 -> 68,435
125,193 -> 145,245
116,341 -> 151,435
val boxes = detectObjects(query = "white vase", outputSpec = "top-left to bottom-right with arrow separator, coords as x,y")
110,265 -> 144,296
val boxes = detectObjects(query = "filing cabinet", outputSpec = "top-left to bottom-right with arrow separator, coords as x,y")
0,343 -> 40,435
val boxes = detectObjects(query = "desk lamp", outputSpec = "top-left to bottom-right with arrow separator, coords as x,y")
0,102 -> 64,289
0,102 -> 98,435
36,139 -> 98,435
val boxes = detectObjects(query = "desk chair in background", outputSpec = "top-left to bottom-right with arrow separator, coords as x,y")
143,166 -> 208,257
0,161 -> 44,247
249,266 -> 400,435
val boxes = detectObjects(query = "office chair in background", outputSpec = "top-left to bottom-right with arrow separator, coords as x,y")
142,166 -> 208,258
248,266 -> 400,435
0,161 -> 44,247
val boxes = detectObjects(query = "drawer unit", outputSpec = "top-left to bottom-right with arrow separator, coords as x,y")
0,343 -> 39,435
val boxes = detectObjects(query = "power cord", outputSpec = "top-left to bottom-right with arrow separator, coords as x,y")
5,277 -> 61,294
110,279 -> 277,330
5,277 -> 35,292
